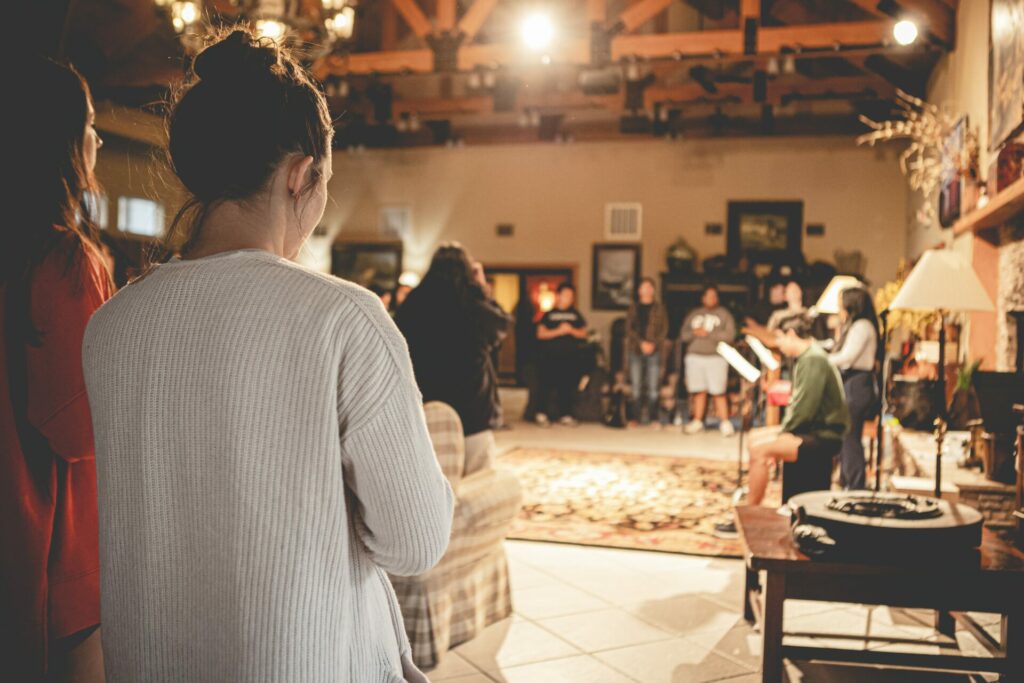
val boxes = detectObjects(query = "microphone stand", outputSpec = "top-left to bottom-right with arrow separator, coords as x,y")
875,308 -> 889,491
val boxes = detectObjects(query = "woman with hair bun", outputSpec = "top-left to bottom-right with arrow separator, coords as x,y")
83,29 -> 453,682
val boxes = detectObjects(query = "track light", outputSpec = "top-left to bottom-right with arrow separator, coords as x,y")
893,19 -> 919,46
521,12 -> 555,51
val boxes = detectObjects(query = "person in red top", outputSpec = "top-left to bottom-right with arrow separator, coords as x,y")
2,58 -> 109,681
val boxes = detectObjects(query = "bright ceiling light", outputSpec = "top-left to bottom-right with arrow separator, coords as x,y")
325,7 -> 355,40
256,19 -> 287,41
893,19 -> 919,46
520,12 -> 555,51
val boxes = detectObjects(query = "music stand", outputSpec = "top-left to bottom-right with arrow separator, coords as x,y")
717,342 -> 763,498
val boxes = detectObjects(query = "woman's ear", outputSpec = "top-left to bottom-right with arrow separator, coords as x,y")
287,155 -> 316,198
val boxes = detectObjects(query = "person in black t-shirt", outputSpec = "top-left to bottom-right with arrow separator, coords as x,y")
535,283 -> 588,426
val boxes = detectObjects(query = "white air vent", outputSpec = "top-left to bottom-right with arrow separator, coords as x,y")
604,202 -> 642,241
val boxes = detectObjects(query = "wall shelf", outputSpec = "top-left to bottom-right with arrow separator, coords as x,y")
952,176 -> 1024,237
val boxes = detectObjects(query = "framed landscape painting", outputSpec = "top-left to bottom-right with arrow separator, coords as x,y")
989,0 -> 1024,150
726,201 -> 803,266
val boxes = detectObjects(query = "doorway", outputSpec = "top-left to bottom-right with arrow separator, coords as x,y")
483,264 -> 577,385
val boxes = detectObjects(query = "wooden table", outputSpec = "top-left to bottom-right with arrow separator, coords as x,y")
735,505 -> 1024,682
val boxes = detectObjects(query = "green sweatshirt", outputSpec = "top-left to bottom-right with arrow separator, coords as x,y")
780,343 -> 849,443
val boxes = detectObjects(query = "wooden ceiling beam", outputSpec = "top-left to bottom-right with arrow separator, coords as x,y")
844,0 -> 953,45
759,21 -> 891,52
326,49 -> 434,74
645,74 -> 896,109
612,0 -> 674,33
612,29 -> 744,58
390,0 -> 432,38
437,0 -> 457,32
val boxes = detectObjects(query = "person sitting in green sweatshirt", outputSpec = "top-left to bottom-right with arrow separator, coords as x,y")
716,320 -> 849,536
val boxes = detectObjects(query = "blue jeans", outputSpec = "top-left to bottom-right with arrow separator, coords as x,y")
628,351 -> 660,423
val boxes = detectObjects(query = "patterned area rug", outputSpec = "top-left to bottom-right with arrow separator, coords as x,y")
501,448 -> 780,558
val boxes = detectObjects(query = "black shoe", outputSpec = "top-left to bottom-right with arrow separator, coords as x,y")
713,520 -> 738,538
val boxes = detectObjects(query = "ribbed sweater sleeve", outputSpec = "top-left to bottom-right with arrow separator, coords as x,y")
337,297 -> 454,577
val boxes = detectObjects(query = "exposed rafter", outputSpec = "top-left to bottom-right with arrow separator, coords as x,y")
611,0 -> 674,34
844,0 -> 953,45
390,0 -> 432,39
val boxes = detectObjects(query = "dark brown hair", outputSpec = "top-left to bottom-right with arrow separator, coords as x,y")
5,58 -> 103,345
163,28 -> 333,255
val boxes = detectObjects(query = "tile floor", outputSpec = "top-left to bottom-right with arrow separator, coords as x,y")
430,397 -> 1005,682
428,539 -> 1001,683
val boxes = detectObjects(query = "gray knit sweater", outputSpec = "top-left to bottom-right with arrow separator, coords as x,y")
82,249 -> 454,682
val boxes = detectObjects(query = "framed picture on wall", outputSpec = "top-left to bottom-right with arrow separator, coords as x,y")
592,243 -> 641,311
726,200 -> 803,266
989,0 -> 1024,151
938,117 -> 965,228
331,242 -> 403,292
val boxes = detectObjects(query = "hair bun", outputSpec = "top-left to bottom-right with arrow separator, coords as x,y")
194,30 -> 279,83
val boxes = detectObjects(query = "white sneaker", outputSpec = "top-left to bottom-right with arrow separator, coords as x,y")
559,415 -> 578,427
719,420 -> 736,437
683,419 -> 704,434
535,413 -> 550,427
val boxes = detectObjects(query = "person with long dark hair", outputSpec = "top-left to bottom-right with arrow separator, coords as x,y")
624,277 -> 668,426
2,58 -> 108,681
397,244 -> 511,454
82,30 -> 452,681
829,285 -> 880,490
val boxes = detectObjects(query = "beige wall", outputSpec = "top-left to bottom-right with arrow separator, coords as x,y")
908,0 -> 992,260
324,135 -> 908,334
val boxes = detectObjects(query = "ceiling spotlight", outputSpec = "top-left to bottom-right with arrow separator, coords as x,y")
782,55 -> 796,75
256,18 -> 287,41
521,12 -> 555,51
766,57 -> 779,76
893,19 -> 919,46
170,1 -> 200,33
467,70 -> 482,89
482,70 -> 497,89
325,7 -> 355,40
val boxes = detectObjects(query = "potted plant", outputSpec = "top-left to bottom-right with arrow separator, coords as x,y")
947,358 -> 982,430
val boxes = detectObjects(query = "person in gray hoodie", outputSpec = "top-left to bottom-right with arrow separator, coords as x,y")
679,285 -> 737,436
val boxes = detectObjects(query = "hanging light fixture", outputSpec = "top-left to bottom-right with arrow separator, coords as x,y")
159,0 -> 358,56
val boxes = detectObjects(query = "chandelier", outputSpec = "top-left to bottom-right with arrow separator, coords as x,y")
154,0 -> 356,58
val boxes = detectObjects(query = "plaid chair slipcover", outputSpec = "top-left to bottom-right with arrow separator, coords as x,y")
389,402 -> 523,670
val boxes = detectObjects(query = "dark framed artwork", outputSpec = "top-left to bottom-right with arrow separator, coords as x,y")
938,116 -> 966,228
331,242 -> 403,291
592,243 -> 641,311
726,201 -> 803,265
989,0 -> 1024,151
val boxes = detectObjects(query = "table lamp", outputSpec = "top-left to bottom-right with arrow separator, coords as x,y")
814,275 -> 864,315
889,249 -> 994,497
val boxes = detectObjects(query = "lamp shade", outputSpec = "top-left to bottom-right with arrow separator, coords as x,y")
814,275 -> 863,315
889,249 -> 994,312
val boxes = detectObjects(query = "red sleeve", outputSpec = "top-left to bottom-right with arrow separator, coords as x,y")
24,238 -> 111,463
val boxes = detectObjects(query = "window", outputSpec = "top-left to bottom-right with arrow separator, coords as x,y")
117,197 -> 164,237
82,191 -> 109,229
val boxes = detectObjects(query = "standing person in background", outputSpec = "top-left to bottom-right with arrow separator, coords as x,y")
369,283 -> 393,311
83,30 -> 453,682
535,283 -> 588,427
2,57 -> 108,683
829,286 -> 880,490
624,277 -> 668,426
398,244 -> 511,459
680,285 -> 737,436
